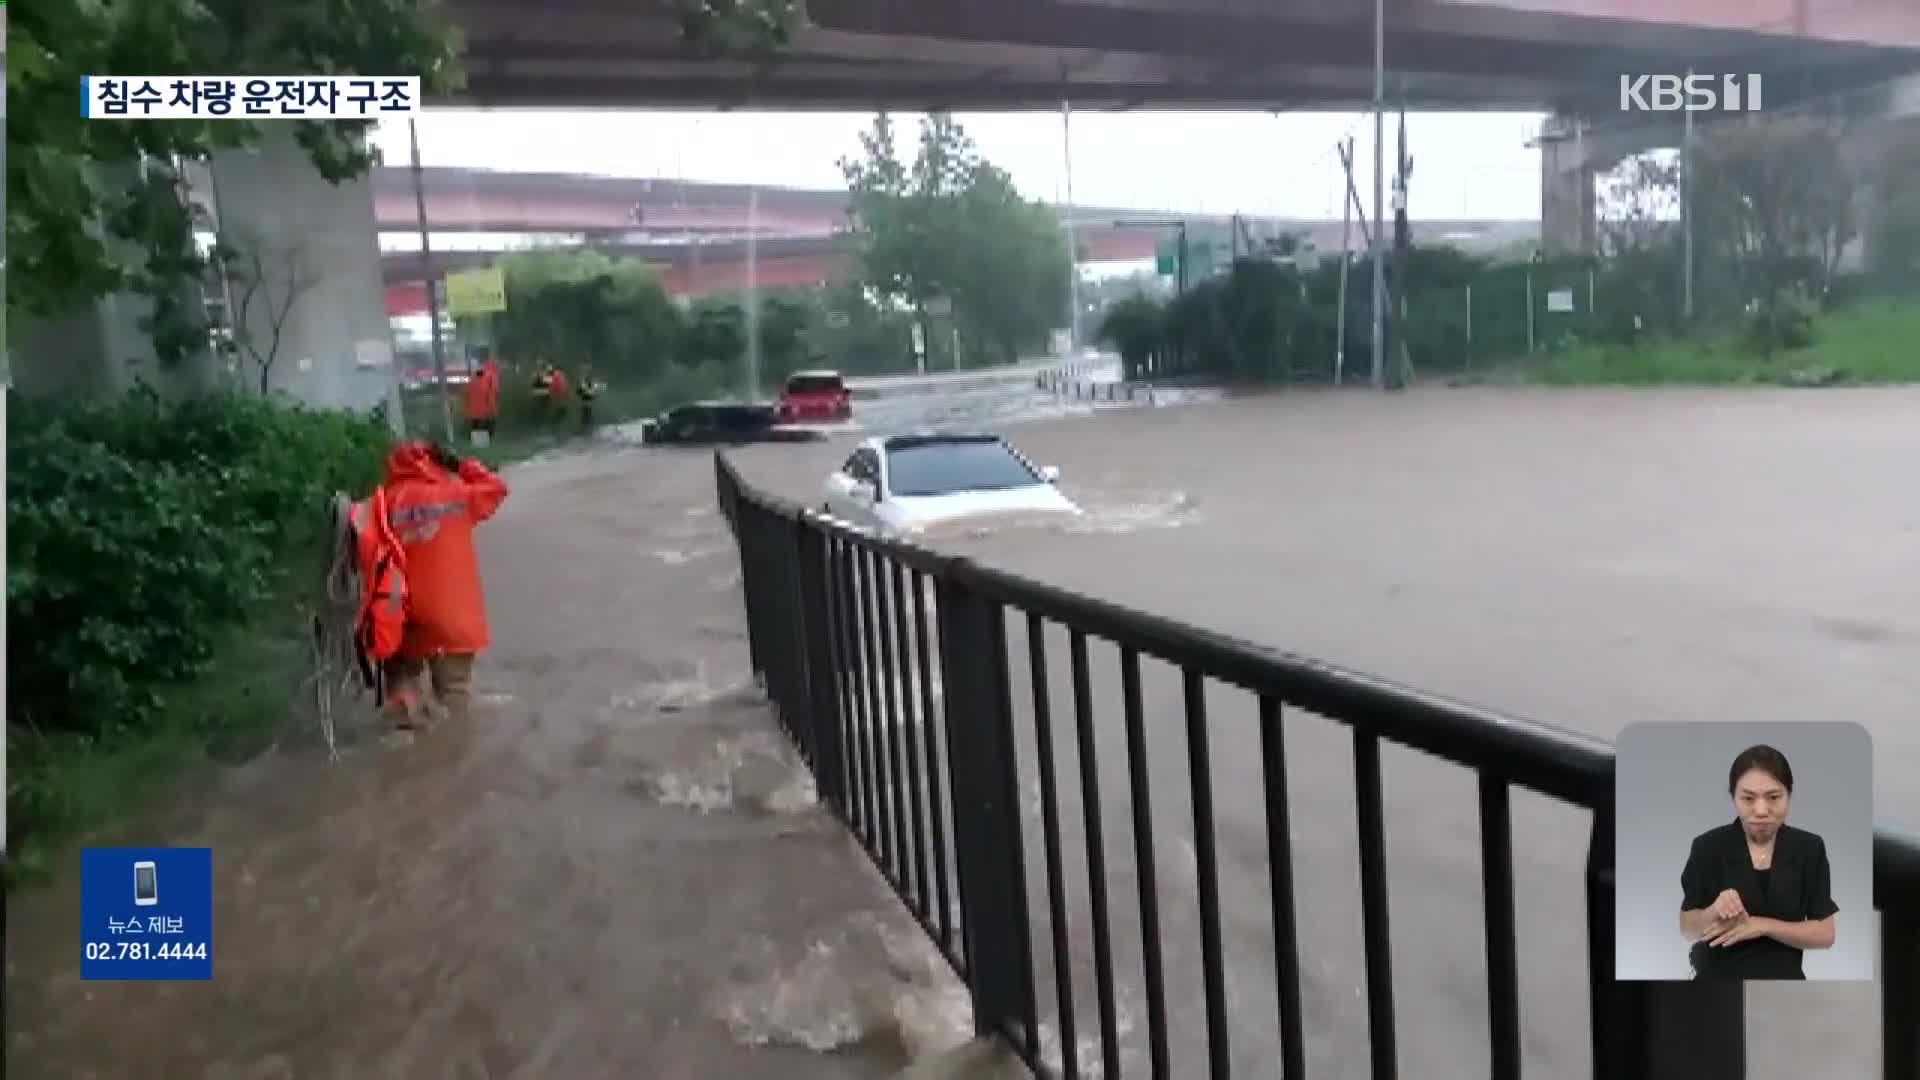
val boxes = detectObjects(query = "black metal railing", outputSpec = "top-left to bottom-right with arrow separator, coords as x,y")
716,451 -> 1920,1080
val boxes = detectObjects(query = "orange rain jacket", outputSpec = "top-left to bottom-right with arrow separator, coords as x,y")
347,486 -> 409,662
464,359 -> 500,421
381,442 -> 510,658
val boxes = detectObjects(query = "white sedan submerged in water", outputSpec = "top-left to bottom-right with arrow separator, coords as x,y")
821,433 -> 1080,536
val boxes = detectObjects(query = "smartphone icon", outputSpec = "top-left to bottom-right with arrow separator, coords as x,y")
133,861 -> 158,906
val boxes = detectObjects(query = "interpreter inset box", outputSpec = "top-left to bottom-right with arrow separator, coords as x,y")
1614,722 -> 1873,981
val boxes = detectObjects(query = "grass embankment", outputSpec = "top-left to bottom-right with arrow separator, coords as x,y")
5,553 -> 325,888
1469,300 -> 1920,387
7,395 -> 382,891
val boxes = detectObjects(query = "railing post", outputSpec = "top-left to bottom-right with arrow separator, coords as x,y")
794,517 -> 848,813
934,568 -> 1038,1047
1885,906 -> 1920,1079
1588,811 -> 1746,1080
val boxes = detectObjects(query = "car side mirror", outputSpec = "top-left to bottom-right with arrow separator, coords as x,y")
1040,465 -> 1061,483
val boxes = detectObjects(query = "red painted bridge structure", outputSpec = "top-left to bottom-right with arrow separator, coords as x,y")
379,166 -> 1221,315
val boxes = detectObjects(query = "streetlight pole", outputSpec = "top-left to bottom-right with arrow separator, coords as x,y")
1682,67 -> 1696,323
408,117 -> 455,443
1062,95 -> 1083,353
1369,0 -> 1387,390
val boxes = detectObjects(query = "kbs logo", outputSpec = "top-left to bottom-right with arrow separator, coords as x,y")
1619,74 -> 1764,112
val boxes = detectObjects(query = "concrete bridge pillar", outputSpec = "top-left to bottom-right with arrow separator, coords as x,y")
204,131 -> 401,416
1538,116 -> 1597,256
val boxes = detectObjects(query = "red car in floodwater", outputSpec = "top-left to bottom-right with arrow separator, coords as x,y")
776,370 -> 853,423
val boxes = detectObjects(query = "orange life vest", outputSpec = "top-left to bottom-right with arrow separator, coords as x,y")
347,486 -> 409,662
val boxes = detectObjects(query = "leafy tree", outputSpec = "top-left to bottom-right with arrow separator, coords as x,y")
840,112 -> 1069,368
1864,120 -> 1920,289
681,297 -> 749,372
493,249 -> 681,383
7,0 -> 463,366
1097,293 -> 1166,380
669,0 -> 806,58
1693,118 -> 1854,351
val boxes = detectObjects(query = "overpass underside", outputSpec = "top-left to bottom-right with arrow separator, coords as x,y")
445,0 -> 1920,114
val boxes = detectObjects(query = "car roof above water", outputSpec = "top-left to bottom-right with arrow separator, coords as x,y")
875,432 -> 1000,452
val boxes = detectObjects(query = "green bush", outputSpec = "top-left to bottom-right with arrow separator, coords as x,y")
6,389 -> 389,742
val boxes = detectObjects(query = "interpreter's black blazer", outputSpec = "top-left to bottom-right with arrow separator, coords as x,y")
1681,820 -> 1838,979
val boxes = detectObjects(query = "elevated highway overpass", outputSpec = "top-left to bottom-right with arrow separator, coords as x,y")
440,0 -> 1920,113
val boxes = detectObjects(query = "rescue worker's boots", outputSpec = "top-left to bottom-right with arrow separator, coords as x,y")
380,658 -> 429,741
430,653 -> 477,723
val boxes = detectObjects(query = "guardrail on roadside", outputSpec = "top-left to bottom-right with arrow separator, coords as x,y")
714,450 -> 1920,1080
1036,366 -> 1162,407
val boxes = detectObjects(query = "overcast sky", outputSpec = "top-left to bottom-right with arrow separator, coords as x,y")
376,109 -> 1549,221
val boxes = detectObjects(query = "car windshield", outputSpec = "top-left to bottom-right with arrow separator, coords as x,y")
786,375 -> 844,395
886,440 -> 1041,497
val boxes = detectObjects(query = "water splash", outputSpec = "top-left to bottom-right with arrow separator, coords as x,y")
611,665 -> 759,714
654,547 -> 723,566
720,937 -> 874,1051
1058,490 -> 1201,535
715,909 -> 973,1059
644,731 -> 784,814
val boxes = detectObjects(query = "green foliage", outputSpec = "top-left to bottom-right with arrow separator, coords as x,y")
1692,119 -> 1855,350
7,390 -> 389,742
6,0 -> 464,364
670,0 -> 806,57
1864,121 -> 1920,289
680,297 -> 749,371
1098,293 -> 1166,379
842,112 -> 1069,368
494,250 -> 682,385
7,389 -> 390,859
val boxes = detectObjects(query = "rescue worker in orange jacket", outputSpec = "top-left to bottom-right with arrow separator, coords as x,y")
379,440 -> 510,730
463,358 -> 500,438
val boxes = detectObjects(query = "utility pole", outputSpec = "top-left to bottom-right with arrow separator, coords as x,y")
1369,0 -> 1388,390
408,118 -> 455,443
1682,67 -> 1696,323
1335,136 -> 1356,386
1061,94 -> 1083,353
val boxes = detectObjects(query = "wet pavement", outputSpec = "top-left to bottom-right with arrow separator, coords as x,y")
4,442 -> 973,1079
729,385 -> 1920,1079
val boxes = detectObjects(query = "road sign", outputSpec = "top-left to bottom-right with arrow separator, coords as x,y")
925,296 -> 952,316
1155,240 -> 1178,276
443,267 -> 507,317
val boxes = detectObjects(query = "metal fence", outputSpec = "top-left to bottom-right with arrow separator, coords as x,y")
715,450 -> 1920,1080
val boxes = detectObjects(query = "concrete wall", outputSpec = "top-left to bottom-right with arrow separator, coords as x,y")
206,131 -> 402,416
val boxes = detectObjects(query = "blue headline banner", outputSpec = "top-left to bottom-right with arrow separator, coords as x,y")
80,847 -> 213,981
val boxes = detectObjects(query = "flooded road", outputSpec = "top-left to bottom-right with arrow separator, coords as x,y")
730,385 -> 1920,1079
9,380 -> 1915,1079
5,444 -> 971,1079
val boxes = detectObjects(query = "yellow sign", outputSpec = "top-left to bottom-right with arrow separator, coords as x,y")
443,267 -> 507,316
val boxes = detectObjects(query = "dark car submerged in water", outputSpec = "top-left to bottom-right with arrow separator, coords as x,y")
637,401 -> 826,446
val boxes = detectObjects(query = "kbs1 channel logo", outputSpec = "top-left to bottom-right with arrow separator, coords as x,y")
81,76 -> 422,119
1619,73 -> 1764,113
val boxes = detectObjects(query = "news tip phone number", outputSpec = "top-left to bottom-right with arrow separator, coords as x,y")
85,941 -> 208,962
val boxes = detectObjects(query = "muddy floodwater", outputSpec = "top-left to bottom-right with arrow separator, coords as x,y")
9,383 -> 1919,1079
731,385 -> 1920,1079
